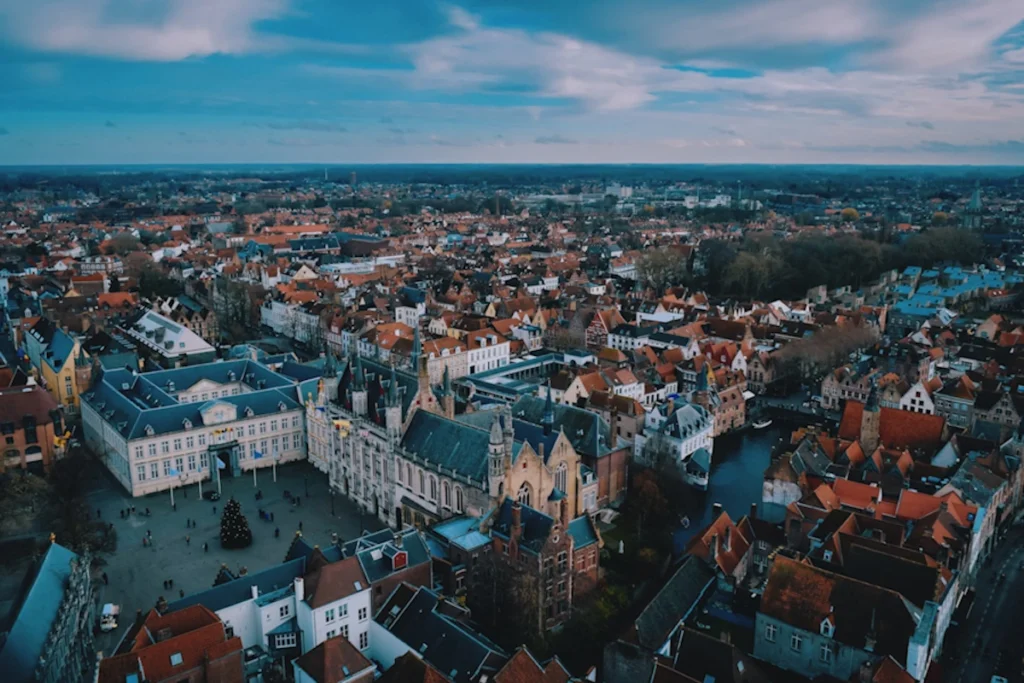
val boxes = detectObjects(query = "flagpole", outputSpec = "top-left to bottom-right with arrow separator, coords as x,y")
253,463 -> 258,488
273,454 -> 277,483
170,481 -> 175,507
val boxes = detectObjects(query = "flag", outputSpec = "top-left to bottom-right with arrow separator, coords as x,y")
169,467 -> 179,476
217,459 -> 226,470
253,451 -> 263,459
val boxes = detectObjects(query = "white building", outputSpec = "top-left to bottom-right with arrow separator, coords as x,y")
638,399 -> 714,468
81,359 -> 312,497
120,310 -> 216,366
465,329 -> 510,374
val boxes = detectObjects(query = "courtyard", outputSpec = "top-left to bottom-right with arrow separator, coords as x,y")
83,458 -> 382,654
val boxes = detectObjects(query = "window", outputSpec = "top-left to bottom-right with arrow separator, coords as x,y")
340,604 -> 348,617
150,462 -> 159,479
293,433 -> 301,449
259,421 -> 267,434
442,481 -> 451,508
554,462 -> 568,493
790,633 -> 803,652
173,438 -> 182,451
358,607 -> 367,621
764,624 -> 776,642
163,459 -> 171,476
248,424 -> 255,436
292,415 -> 300,428
325,629 -> 336,639
557,551 -> 568,573
270,419 -> 278,432
359,632 -> 368,650
161,441 -> 170,454
201,453 -> 208,469
170,652 -> 183,666
137,465 -> 146,482
325,608 -> 335,622
134,445 -> 143,460
187,455 -> 196,471
819,643 -> 832,664
341,624 -> 349,639
418,470 -> 425,495
517,483 -> 532,507
148,443 -> 157,457
275,633 -> 297,649
198,434 -> 206,446
279,604 -> 290,618
185,436 -> 194,449
429,476 -> 438,502
455,486 -> 464,513
175,457 -> 184,473
272,437 -> 279,453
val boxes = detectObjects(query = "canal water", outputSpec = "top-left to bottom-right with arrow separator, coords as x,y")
672,423 -> 787,554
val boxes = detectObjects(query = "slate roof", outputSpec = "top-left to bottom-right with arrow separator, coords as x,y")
490,499 -> 556,554
81,359 -> 309,440
567,516 -> 599,549
377,585 -> 507,683
0,543 -> 78,682
341,529 -> 431,584
294,635 -> 375,683
510,395 -> 612,458
165,558 -> 307,614
631,555 -> 716,651
337,356 -> 418,424
403,411 -> 522,484
304,556 -> 368,609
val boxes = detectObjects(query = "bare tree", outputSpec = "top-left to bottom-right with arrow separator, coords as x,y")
636,248 -> 690,295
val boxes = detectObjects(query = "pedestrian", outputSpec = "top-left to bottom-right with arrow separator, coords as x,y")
179,589 -> 184,599
97,508 -> 101,519
274,527 -> 280,538
270,512 -> 274,523
146,507 -> 150,516
186,535 -> 190,546
163,580 -> 168,590
102,572 -> 108,585
119,510 -> 124,519
203,542 -> 208,553
172,502 -> 177,512
147,529 -> 152,538
131,505 -> 136,514
213,506 -> 217,515
299,521 -> 303,532
169,579 -> 174,589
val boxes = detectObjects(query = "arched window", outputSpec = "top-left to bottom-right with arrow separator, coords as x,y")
554,462 -> 568,494
442,481 -> 451,508
429,475 -> 438,502
455,486 -> 464,513
418,470 -> 425,495
406,463 -> 412,488
517,482 -> 532,507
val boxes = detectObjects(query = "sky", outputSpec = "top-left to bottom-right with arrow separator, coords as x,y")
0,0 -> 1023,165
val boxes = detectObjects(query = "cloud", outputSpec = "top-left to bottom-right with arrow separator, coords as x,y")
267,137 -> 333,147
378,116 -> 394,124
906,120 -> 935,130
265,120 -> 348,132
104,120 -> 117,128
0,127 -> 9,136
534,134 -> 578,144
2,0 -> 291,61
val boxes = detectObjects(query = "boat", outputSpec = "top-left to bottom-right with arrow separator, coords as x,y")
752,419 -> 773,430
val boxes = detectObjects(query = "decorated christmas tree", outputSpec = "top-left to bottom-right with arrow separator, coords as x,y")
220,497 -> 253,549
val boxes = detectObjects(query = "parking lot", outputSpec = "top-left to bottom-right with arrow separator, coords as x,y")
83,459 -> 381,653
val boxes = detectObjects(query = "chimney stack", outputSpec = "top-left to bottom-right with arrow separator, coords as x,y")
750,503 -> 757,520
512,501 -> 522,532
394,532 -> 403,548
712,502 -> 723,521
251,584 -> 259,600
294,576 -> 305,603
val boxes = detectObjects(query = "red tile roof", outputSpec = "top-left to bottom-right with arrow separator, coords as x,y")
294,635 -> 375,683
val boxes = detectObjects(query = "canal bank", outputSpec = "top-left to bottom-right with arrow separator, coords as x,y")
672,423 -> 787,554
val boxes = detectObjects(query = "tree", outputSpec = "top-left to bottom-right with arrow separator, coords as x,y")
636,248 -> 689,294
631,469 -> 669,535
220,498 -> 253,549
110,232 -> 141,255
108,273 -> 121,293
840,207 -> 860,222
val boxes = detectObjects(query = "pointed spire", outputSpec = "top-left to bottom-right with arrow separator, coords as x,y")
352,354 -> 365,391
865,377 -> 879,412
542,380 -> 554,435
388,363 -> 399,406
324,350 -> 337,378
490,410 -> 504,445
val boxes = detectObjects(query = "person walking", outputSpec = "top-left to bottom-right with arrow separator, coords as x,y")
213,506 -> 217,515
185,535 -> 190,546
274,527 -> 280,538
179,589 -> 184,599
203,542 -> 208,553
172,502 -> 177,512
102,572 -> 108,585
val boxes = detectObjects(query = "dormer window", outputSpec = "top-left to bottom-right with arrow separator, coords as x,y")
182,419 -> 192,430
278,401 -> 287,412
244,406 -> 254,417
820,615 -> 834,638
144,424 -> 155,436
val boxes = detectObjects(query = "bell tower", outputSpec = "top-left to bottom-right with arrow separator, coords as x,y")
488,411 -> 506,499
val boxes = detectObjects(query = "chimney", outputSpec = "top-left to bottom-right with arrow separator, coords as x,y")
859,661 -> 874,683
251,584 -> 259,600
749,503 -> 757,520
711,533 -> 719,559
294,577 -> 304,603
560,496 -> 570,530
511,501 -> 522,533
712,502 -> 723,521
394,532 -> 403,548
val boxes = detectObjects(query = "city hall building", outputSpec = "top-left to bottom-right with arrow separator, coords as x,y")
82,358 -> 319,497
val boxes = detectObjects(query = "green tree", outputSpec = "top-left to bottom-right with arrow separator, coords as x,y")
220,498 -> 253,549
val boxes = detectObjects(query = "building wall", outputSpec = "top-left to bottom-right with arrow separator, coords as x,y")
370,562 -> 433,612
753,613 -> 876,682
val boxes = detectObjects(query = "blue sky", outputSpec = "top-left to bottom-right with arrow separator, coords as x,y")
1,0 -> 1023,165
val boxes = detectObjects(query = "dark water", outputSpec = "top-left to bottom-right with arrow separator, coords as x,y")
673,425 -> 786,553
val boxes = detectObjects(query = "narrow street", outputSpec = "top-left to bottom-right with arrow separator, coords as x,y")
948,526 -> 1024,683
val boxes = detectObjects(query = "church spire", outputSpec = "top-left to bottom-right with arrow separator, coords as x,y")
324,350 -> 337,378
352,353 -> 365,391
387,363 -> 399,407
443,365 -> 451,395
542,380 -> 554,435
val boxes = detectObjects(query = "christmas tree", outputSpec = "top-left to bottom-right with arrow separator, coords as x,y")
220,497 -> 253,549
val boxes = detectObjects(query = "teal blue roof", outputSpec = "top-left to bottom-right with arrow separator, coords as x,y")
0,543 -> 78,681
430,516 -> 491,552
42,327 -> 75,374
568,516 -> 599,549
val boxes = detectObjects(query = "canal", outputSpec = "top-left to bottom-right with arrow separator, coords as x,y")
672,423 -> 787,553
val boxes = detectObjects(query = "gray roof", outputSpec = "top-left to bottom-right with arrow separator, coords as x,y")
510,395 -> 612,458
402,411 -> 522,484
341,529 -> 431,583
633,556 -> 715,651
0,543 -> 78,682
166,558 -> 307,614
81,359 -> 310,440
